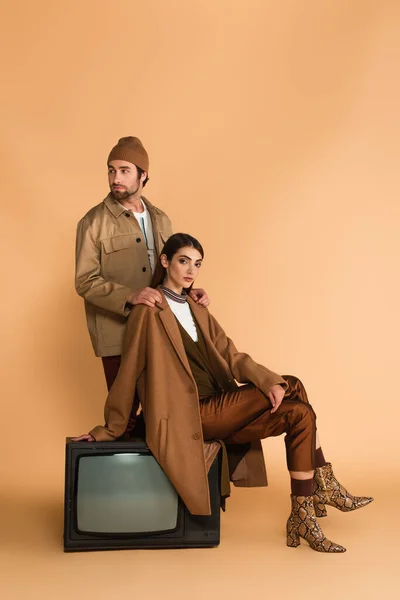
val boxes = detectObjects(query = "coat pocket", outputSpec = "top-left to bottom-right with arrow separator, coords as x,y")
158,418 -> 168,463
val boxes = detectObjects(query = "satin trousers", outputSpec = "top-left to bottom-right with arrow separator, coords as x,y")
199,375 -> 317,472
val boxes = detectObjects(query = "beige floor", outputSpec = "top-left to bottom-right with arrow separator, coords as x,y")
2,458 -> 397,600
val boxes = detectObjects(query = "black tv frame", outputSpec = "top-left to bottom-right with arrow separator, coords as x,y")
64,439 -> 221,552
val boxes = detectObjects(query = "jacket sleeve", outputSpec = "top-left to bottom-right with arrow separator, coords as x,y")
75,216 -> 133,317
207,312 -> 288,395
89,307 -> 149,441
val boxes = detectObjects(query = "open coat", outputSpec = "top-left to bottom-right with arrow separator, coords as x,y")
90,290 -> 287,515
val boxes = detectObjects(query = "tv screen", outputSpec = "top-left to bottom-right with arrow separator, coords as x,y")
77,454 -> 178,534
64,439 -> 221,552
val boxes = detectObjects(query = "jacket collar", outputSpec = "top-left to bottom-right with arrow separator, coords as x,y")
104,193 -> 156,219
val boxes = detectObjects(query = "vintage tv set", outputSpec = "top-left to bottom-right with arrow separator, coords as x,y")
64,439 -> 221,552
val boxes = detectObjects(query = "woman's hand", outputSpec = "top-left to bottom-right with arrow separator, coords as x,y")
268,384 -> 285,413
189,288 -> 210,307
71,434 -> 95,442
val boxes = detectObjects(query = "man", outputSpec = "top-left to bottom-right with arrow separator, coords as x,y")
75,136 -> 209,389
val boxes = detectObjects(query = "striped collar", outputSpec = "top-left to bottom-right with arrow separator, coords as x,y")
161,286 -> 187,304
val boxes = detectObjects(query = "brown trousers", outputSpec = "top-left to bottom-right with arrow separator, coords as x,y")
101,355 -> 121,391
103,357 -> 316,471
200,376 -> 317,472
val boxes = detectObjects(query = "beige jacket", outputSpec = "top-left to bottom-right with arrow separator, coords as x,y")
90,292 -> 288,515
75,195 -> 172,356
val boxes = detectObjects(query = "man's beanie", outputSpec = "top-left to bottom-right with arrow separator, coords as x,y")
107,136 -> 149,173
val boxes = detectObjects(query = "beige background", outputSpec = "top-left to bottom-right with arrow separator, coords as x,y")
1,0 -> 399,598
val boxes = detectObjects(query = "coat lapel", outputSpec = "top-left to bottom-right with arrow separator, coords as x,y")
158,293 -> 233,388
187,296 -> 209,332
157,297 -> 194,381
188,297 -> 232,382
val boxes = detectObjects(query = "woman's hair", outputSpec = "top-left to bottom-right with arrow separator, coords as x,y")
150,233 -> 204,289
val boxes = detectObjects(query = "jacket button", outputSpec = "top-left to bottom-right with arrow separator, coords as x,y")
193,432 -> 201,440
142,267 -> 147,272
125,213 -> 130,217
136,237 -> 141,243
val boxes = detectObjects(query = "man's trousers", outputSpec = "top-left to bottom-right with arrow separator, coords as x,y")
101,355 -> 121,391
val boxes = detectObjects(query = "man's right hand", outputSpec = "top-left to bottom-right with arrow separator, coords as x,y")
128,287 -> 163,308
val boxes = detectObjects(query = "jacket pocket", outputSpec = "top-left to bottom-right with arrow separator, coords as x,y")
158,418 -> 168,463
102,234 -> 136,254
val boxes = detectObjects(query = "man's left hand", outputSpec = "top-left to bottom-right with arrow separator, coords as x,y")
189,288 -> 210,307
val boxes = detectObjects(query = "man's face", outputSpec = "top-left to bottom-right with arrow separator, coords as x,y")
108,160 -> 143,200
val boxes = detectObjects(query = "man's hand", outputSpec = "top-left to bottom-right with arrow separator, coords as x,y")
189,288 -> 210,307
71,434 -> 95,442
268,384 -> 285,413
128,287 -> 163,308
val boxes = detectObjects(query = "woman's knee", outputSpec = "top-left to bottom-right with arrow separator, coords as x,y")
289,400 -> 316,429
282,374 -> 309,403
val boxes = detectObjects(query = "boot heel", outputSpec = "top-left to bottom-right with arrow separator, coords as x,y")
286,520 -> 300,547
314,501 -> 328,518
287,495 -> 346,553
287,531 -> 300,547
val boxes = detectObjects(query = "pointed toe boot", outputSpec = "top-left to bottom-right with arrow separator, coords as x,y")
286,495 -> 346,553
313,463 -> 373,517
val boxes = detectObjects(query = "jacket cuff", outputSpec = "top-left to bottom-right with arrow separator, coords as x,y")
267,376 -> 289,392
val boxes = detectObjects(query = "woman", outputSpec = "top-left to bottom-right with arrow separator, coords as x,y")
74,233 -> 372,553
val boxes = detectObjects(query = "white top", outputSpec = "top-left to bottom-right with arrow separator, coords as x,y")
119,200 -> 155,272
132,201 -> 155,273
164,296 -> 198,342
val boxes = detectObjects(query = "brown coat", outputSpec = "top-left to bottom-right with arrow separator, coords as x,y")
75,195 -> 172,357
90,291 -> 287,515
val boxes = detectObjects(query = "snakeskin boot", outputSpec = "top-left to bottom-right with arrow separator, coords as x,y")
313,462 -> 373,517
286,495 -> 346,552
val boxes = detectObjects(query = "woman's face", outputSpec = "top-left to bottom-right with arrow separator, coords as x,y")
161,246 -> 203,293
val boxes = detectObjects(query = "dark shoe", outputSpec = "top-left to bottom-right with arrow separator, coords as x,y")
286,495 -> 346,553
313,462 -> 373,517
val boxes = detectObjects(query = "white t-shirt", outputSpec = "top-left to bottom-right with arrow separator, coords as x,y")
118,200 -> 155,272
132,201 -> 155,272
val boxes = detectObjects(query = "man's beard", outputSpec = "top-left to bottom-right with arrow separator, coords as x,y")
111,180 -> 140,201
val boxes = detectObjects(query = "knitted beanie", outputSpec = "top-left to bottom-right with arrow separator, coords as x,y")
107,136 -> 149,172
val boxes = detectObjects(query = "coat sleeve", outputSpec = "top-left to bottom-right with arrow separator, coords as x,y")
207,312 -> 288,395
89,307 -> 149,441
75,216 -> 133,317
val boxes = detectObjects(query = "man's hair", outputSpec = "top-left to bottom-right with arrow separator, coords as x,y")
137,166 -> 149,187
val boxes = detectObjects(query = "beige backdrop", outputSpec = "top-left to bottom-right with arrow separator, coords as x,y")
1,1 -> 399,598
